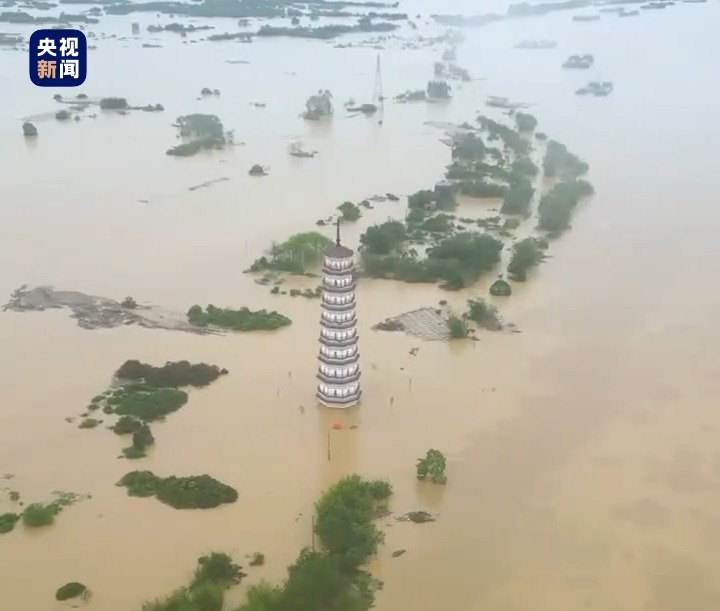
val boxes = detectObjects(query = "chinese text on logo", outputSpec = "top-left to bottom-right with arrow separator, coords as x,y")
29,29 -> 87,87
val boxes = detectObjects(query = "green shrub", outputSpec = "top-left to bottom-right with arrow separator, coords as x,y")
507,236 -> 548,281
416,449 -> 447,484
55,582 -> 88,601
23,503 -> 57,527
367,479 -> 393,501
466,298 -> 503,331
188,305 -> 291,331
542,140 -> 589,178
538,179 -> 595,232
338,201 -> 361,221
115,360 -> 226,388
249,232 -> 332,273
515,112 -> 538,132
0,512 -> 20,534
447,314 -> 468,338
117,471 -> 238,509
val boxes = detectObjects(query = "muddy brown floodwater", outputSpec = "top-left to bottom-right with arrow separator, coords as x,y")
1,2 -> 720,611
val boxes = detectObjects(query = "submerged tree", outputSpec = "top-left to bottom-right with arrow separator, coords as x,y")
416,449 -> 447,484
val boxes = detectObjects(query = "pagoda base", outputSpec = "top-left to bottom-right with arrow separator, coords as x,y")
316,390 -> 361,409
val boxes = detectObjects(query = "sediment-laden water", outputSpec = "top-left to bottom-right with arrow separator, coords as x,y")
1,1 -> 720,610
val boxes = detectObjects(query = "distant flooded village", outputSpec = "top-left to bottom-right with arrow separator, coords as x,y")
2,0 -> 720,610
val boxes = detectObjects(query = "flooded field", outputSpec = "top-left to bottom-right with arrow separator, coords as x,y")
1,1 -> 720,610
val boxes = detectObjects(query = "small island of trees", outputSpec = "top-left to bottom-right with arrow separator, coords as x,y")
167,113 -> 232,157
338,201 -> 362,221
137,474 -> 393,611
187,304 -> 292,331
416,449 -> 448,484
117,471 -> 239,509
249,231 -> 332,273
82,359 -> 227,458
55,582 -> 89,601
1,491 -> 85,535
507,236 -> 549,281
141,552 -> 246,611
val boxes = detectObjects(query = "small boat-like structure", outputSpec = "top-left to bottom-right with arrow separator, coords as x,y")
288,142 -> 316,158
575,81 -> 614,96
514,39 -> 557,49
562,54 -> 594,69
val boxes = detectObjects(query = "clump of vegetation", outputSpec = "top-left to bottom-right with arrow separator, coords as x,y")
466,298 -> 503,331
452,132 -> 486,161
367,479 -> 393,502
515,112 -> 538,132
22,502 -> 58,527
361,220 -> 407,255
542,140 -> 589,178
141,552 -> 245,611
55,109 -> 71,121
55,582 -> 88,601
121,296 -> 137,308
115,359 -> 227,388
187,304 -> 292,331
477,115 -> 529,156
167,113 -> 229,156
22,121 -> 37,137
457,180 -> 507,199
416,449 -> 447,484
122,423 -> 155,459
420,213 -> 454,233
447,313 -> 468,338
249,231 -> 333,273
0,512 -> 20,534
511,157 -> 538,177
117,471 -> 238,509
407,187 -> 457,212
361,229 -> 503,290
507,236 -> 548,281
78,418 -> 102,429
112,414 -> 144,435
489,278 -> 512,296
18,492 -> 84,530
192,552 -> 246,587
99,384 -> 188,422
338,201 -> 361,221
537,179 -> 595,232
249,552 -> 265,566
99,97 -> 129,110
142,474 -> 391,611
314,475 -> 392,571
500,177 -> 535,216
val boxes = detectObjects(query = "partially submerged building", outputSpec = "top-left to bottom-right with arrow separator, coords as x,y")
304,90 -> 333,120
427,79 -> 452,100
317,221 -> 361,408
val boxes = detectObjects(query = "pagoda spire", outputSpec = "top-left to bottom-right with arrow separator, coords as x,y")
316,226 -> 361,409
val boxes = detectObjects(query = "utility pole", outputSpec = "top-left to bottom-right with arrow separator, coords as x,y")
373,54 -> 384,125
311,515 -> 316,552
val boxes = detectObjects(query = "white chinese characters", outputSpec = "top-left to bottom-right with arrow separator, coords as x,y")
60,37 -> 79,57
59,60 -> 79,78
37,37 -> 56,57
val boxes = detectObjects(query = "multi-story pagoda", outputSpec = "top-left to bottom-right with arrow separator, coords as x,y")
317,221 -> 361,408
